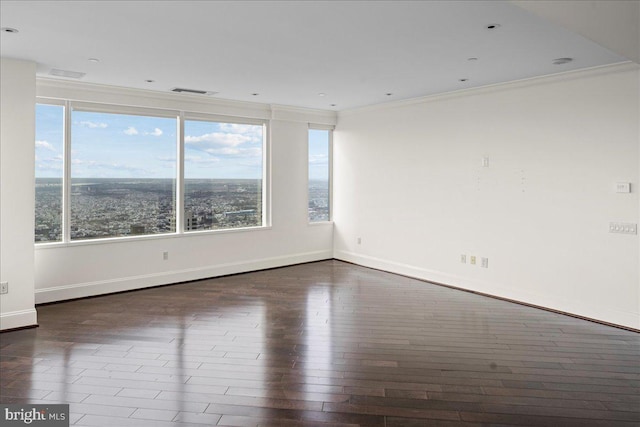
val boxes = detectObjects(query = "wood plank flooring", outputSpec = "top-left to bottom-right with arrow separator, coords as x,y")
1,260 -> 639,426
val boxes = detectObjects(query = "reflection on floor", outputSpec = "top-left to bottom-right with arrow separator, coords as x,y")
1,260 -> 639,426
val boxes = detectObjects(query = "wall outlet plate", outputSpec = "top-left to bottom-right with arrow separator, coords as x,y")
609,222 -> 637,234
0,281 -> 8,294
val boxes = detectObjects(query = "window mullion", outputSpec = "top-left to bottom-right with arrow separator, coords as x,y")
63,101 -> 72,242
177,112 -> 185,234
263,123 -> 270,227
328,129 -> 333,222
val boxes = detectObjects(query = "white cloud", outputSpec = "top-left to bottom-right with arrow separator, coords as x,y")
148,128 -> 163,136
72,158 -> 98,166
124,126 -> 139,135
72,158 -> 147,173
204,147 -> 240,156
79,121 -> 108,129
309,153 -> 328,164
185,132 -> 252,147
203,147 -> 262,158
35,140 -> 55,151
218,123 -> 263,138
185,155 -> 220,164
184,126 -> 263,164
36,162 -> 62,171
157,155 -> 177,162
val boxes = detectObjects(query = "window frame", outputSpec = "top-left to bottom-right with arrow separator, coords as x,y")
34,99 -> 66,243
35,97 -> 270,245
182,113 -> 270,233
307,124 -> 334,224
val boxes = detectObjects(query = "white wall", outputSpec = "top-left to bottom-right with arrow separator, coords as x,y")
334,63 -> 640,329
0,58 -> 38,330
33,81 -> 335,304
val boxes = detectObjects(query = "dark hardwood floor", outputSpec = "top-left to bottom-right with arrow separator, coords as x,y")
1,260 -> 639,426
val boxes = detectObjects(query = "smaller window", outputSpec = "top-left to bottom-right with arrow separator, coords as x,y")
308,128 -> 331,222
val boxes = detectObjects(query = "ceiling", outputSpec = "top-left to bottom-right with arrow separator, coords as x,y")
0,1 -> 631,111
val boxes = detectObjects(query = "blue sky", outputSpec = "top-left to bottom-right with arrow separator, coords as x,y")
35,104 -> 64,178
36,104 -> 329,181
308,129 -> 330,181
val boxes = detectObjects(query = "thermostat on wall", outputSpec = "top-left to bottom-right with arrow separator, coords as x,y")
616,182 -> 631,193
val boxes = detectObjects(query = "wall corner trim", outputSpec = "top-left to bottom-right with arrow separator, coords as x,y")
0,309 -> 38,331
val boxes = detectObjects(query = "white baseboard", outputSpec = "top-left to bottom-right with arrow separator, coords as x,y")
36,250 -> 332,304
0,308 -> 38,331
335,250 -> 640,331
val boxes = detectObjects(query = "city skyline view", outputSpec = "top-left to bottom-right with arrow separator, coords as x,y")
35,104 -> 331,242
35,177 -> 329,242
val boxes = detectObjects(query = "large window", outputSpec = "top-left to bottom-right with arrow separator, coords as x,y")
184,119 -> 264,231
71,110 -> 177,240
308,128 -> 331,222
35,101 -> 267,243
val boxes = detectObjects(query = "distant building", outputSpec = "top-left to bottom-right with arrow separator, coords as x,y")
224,209 -> 255,220
185,210 -> 196,230
130,224 -> 145,235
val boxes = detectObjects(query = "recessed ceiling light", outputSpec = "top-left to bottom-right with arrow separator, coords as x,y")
318,93 -> 326,97
459,78 -> 468,82
145,79 -> 155,83
330,104 -> 337,107
251,93 -> 259,96
385,93 -> 393,96
1,27 -> 19,33
552,57 -> 574,65
467,57 -> 478,61
88,58 -> 100,63
486,24 -> 500,30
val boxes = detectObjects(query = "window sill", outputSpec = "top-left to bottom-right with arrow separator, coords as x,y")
35,225 -> 273,249
308,220 -> 334,226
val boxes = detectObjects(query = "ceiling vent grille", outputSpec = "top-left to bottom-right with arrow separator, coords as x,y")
171,87 -> 218,96
49,69 -> 86,79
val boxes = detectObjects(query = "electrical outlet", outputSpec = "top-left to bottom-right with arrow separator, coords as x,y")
470,256 -> 476,265
481,257 -> 489,268
460,254 -> 466,263
0,281 -> 8,295
163,251 -> 169,260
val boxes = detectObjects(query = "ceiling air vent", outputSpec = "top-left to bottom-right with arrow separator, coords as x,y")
49,69 -> 86,79
171,87 -> 218,96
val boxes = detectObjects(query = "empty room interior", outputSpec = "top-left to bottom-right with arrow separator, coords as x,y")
1,1 -> 639,426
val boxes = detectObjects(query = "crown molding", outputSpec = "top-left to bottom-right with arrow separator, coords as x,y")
36,78 -> 336,124
339,61 -> 638,118
270,104 -> 337,125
